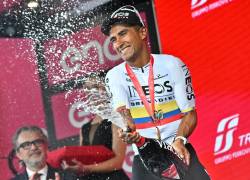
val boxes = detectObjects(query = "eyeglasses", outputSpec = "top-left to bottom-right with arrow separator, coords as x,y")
16,139 -> 46,151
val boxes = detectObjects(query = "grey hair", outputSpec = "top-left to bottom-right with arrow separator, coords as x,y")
12,125 -> 48,151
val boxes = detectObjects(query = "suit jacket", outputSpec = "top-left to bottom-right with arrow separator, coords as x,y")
11,165 -> 77,180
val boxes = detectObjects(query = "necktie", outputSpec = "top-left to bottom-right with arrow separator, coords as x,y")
33,172 -> 42,180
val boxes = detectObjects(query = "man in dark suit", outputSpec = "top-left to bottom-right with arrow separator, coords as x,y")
11,126 -> 76,180
12,165 -> 64,180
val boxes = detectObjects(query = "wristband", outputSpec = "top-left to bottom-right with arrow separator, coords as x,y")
174,136 -> 187,145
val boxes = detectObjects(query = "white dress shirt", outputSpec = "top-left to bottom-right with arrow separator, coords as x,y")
26,165 -> 48,180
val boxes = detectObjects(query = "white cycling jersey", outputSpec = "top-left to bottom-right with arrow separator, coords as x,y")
105,54 -> 195,153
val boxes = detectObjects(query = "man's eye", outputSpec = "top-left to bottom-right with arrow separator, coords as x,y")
120,31 -> 126,36
120,30 -> 128,36
21,142 -> 31,148
34,139 -> 45,145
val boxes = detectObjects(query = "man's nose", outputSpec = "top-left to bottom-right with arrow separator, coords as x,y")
30,143 -> 38,150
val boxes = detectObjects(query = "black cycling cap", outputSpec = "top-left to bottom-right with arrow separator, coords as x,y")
101,5 -> 145,36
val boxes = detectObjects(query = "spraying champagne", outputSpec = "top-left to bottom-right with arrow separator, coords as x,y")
124,127 -> 189,180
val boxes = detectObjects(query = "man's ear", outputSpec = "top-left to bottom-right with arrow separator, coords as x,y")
140,27 -> 147,40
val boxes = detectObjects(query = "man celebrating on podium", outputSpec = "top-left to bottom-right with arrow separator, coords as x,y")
101,5 -> 210,180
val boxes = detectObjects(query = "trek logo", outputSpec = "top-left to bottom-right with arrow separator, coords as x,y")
128,81 -> 173,97
214,114 -> 239,155
191,0 -> 208,9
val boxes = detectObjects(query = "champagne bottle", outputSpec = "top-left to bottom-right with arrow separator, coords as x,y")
135,136 -> 189,180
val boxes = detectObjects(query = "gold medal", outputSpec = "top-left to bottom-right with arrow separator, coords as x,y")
154,110 -> 163,122
153,110 -> 163,140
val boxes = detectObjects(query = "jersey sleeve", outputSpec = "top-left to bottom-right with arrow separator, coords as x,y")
169,57 -> 195,112
105,69 -> 130,110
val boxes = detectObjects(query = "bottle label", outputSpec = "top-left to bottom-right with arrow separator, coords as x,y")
154,139 -> 183,160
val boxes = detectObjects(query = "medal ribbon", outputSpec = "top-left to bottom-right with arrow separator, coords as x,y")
125,55 -> 161,139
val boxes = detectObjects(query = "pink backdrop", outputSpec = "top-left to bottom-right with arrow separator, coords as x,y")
0,13 -> 148,178
0,38 -> 46,177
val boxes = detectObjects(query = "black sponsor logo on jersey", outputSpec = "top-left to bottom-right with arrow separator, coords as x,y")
181,65 -> 195,100
182,65 -> 190,77
104,84 -> 113,98
185,76 -> 195,100
125,74 -> 168,82
126,78 -> 132,82
128,81 -> 173,97
130,95 -> 175,106
154,73 -> 168,80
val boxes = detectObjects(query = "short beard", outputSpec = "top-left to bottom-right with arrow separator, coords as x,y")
24,156 -> 46,170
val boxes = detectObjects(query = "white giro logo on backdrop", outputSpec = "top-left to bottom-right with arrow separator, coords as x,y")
214,114 -> 239,155
191,0 -> 208,9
